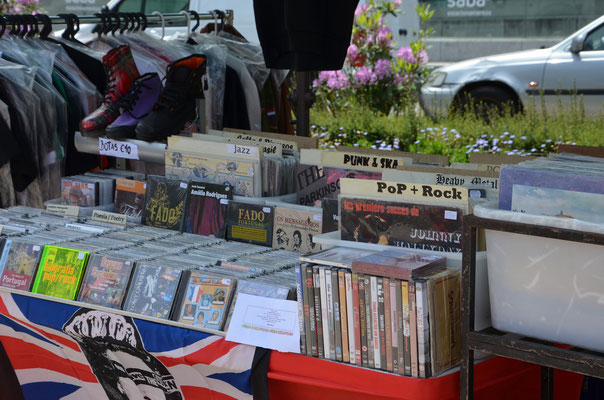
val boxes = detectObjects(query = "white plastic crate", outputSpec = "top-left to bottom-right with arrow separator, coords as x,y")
313,231 -> 491,331
474,201 -> 604,352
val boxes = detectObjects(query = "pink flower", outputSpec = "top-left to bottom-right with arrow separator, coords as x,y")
394,0 -> 402,7
318,71 -> 335,82
376,27 -> 392,44
396,47 -> 429,64
346,44 -> 359,63
396,47 -> 413,62
417,50 -> 429,63
354,66 -> 377,87
327,71 -> 350,90
393,73 -> 407,85
313,71 -> 334,88
355,4 -> 368,17
374,59 -> 393,80
315,70 -> 349,90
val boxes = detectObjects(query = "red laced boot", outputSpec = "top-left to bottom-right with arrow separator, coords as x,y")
80,45 -> 140,136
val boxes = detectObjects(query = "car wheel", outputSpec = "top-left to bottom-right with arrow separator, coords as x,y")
454,86 -> 520,119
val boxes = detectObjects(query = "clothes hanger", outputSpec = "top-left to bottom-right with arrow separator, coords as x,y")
126,13 -> 136,33
69,14 -> 80,38
36,14 -> 54,40
6,15 -> 18,36
210,11 -> 218,36
9,15 -> 21,37
179,10 -> 190,37
141,13 -> 148,31
152,11 -> 165,39
19,15 -> 30,38
189,10 -> 200,33
58,14 -> 74,40
132,13 -> 141,32
119,13 -> 130,34
27,15 -> 40,38
215,10 -> 225,32
111,13 -> 121,35
92,12 -> 105,38
104,13 -> 116,36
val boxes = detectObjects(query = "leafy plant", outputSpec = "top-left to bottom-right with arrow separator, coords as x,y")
311,102 -> 604,162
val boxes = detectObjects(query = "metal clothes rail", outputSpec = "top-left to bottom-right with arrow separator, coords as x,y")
45,11 -> 233,27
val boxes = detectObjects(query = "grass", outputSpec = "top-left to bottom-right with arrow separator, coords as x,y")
310,100 -> 604,162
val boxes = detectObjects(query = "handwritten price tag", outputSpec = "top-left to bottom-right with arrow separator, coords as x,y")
99,138 -> 139,160
226,143 -> 258,158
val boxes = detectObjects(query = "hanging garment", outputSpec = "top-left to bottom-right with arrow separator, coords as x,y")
0,163 -> 16,209
0,26 -> 102,206
0,75 -> 40,192
253,0 -> 359,71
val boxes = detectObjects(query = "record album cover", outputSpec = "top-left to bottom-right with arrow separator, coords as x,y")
351,249 -> 446,280
176,272 -> 235,331
141,176 -> 188,231
165,151 -> 256,197
31,246 -> 89,300
185,181 -> 233,238
321,198 -> 339,234
61,177 -> 99,206
78,255 -> 135,309
0,240 -> 43,291
295,165 -> 381,207
273,207 -> 322,254
226,202 -> 274,247
122,263 -> 183,320
113,178 -> 147,218
340,196 -> 464,252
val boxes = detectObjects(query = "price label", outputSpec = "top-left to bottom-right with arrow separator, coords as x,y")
444,210 -> 458,220
91,210 -> 127,226
46,204 -> 80,217
99,138 -> 140,160
227,143 -> 258,158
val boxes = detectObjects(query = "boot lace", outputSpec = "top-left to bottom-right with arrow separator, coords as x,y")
102,63 -> 121,106
155,81 -> 190,111
119,80 -> 152,119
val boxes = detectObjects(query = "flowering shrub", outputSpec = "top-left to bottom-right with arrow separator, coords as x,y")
0,0 -> 41,14
313,0 -> 433,115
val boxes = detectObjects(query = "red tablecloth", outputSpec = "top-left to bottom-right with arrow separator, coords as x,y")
268,352 -> 583,400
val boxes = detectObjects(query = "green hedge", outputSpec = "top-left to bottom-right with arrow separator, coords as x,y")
310,103 -> 604,162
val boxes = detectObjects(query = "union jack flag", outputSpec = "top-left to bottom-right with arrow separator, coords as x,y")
0,291 -> 265,400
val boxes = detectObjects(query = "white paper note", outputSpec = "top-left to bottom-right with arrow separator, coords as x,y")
226,293 -> 300,353
99,137 -> 139,160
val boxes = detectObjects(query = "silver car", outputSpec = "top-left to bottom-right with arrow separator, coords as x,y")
420,15 -> 604,117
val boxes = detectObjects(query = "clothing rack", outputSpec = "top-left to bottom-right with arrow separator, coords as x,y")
45,11 -> 234,27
